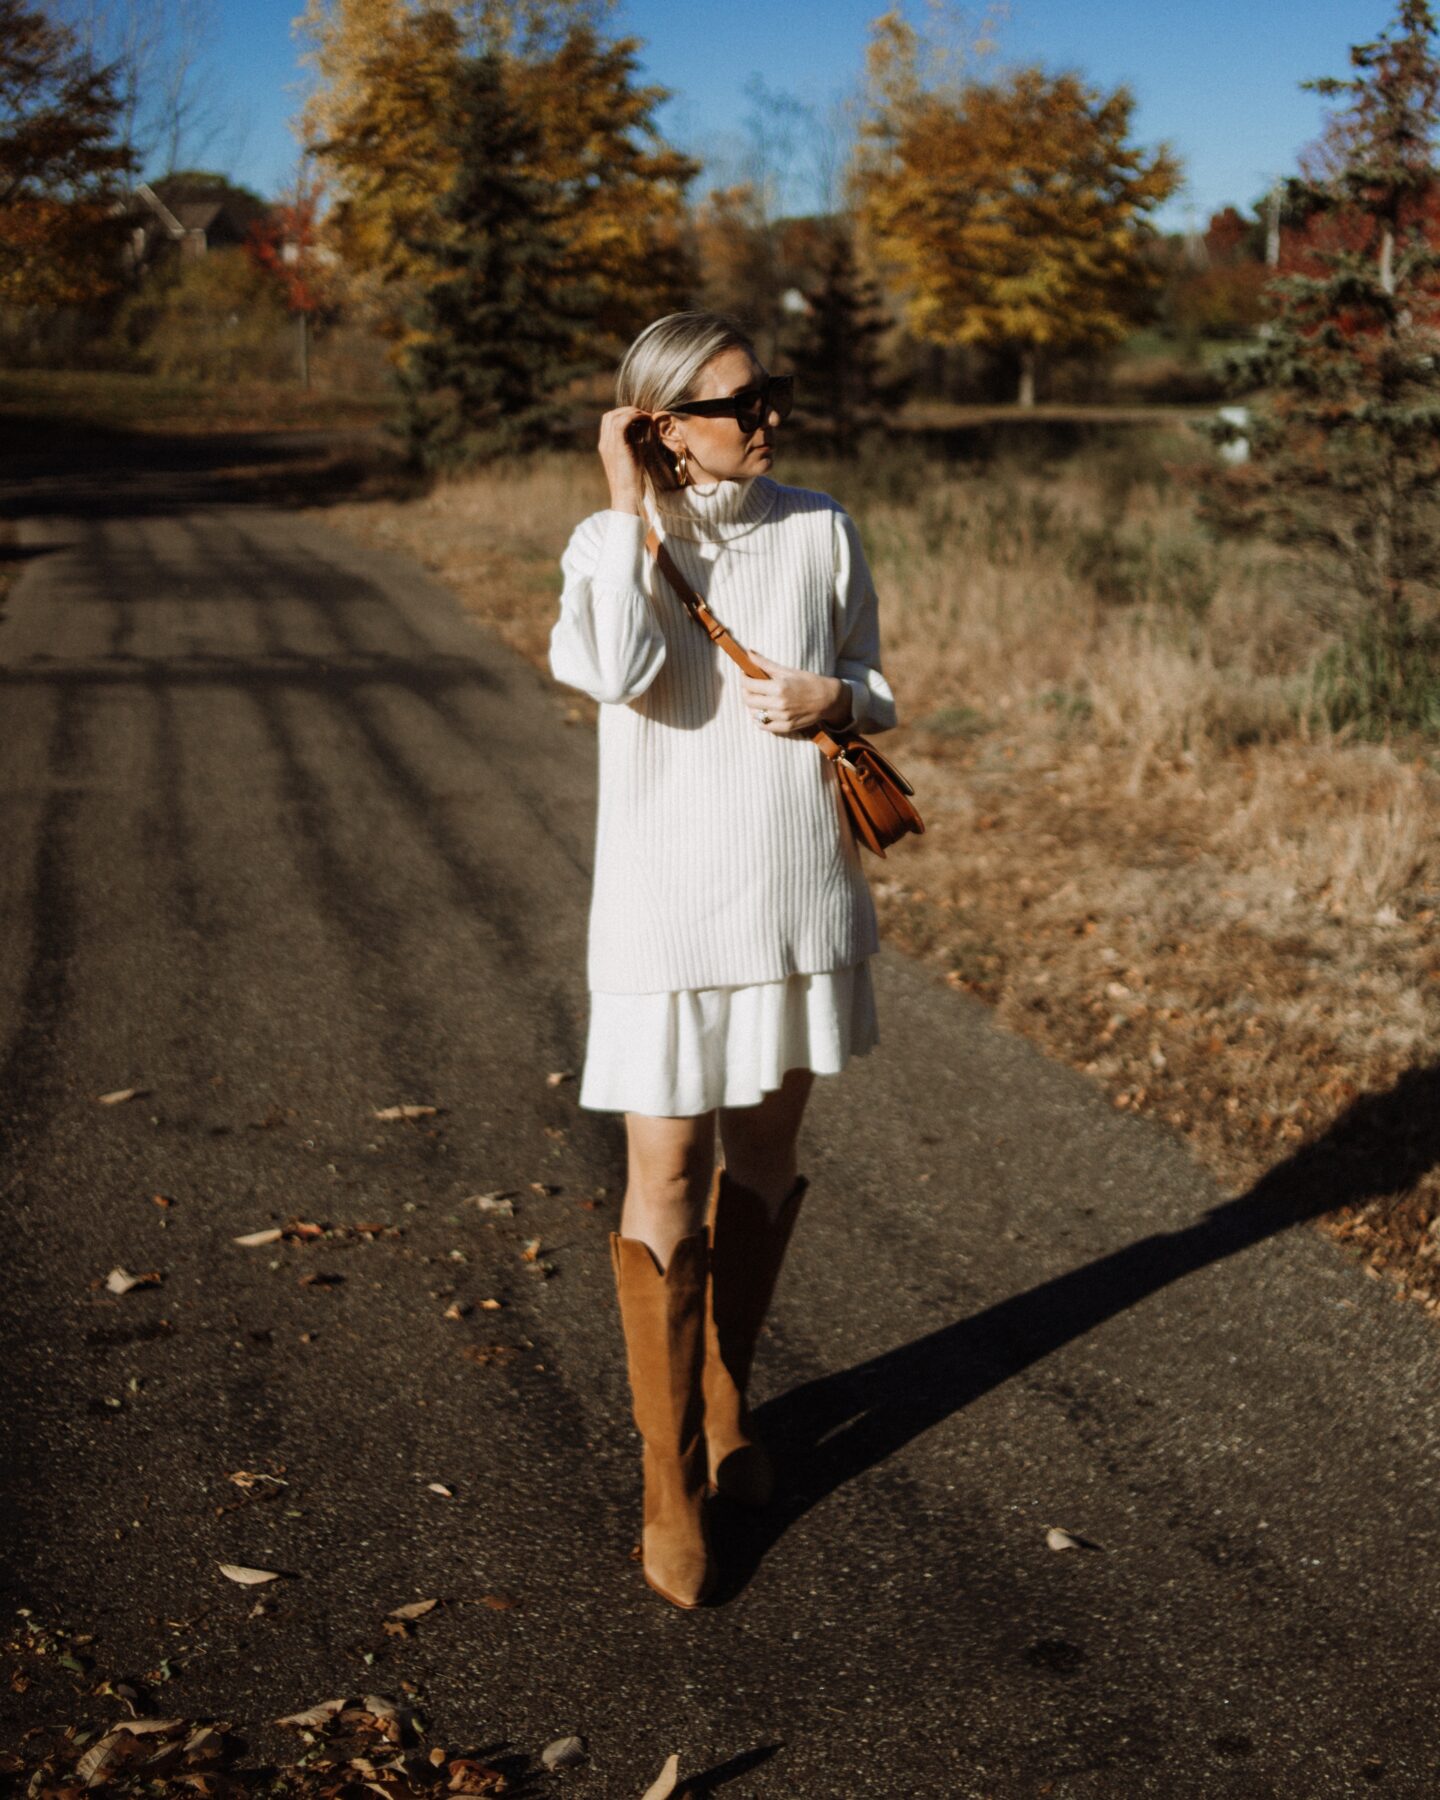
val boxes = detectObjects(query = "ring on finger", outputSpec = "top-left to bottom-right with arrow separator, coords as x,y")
759,709 -> 772,725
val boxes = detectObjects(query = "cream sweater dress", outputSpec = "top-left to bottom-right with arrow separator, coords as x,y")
548,473 -> 898,1116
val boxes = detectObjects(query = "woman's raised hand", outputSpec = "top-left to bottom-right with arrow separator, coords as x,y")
741,653 -> 853,734
598,407 -> 651,517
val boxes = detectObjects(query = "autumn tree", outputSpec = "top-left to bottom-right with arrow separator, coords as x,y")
1198,2 -> 1440,732
296,0 -> 466,340
395,50 -> 583,467
505,22 -> 696,358
1166,205 -> 1272,340
246,168 -> 339,386
689,183 -> 773,337
0,0 -> 134,305
855,14 -> 1180,405
296,0 -> 694,353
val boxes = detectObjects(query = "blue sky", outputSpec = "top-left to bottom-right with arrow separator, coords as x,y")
206,0 -> 1398,232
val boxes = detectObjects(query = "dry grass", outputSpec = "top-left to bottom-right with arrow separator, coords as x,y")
315,436 -> 1440,1313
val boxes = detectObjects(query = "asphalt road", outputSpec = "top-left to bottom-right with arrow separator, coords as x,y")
2,434 -> 1439,1797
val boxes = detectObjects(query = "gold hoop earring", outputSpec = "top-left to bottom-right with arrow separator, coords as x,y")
675,444 -> 690,488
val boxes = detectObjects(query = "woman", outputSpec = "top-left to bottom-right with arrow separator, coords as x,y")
548,310 -> 898,1609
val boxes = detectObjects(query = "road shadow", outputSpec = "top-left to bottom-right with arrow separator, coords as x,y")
713,1057 -> 1440,1595
0,413 -> 422,522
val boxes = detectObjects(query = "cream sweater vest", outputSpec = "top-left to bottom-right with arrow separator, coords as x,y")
549,475 -> 898,995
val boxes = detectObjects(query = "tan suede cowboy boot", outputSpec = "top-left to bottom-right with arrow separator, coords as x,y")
702,1167 -> 809,1506
609,1228 -> 716,1608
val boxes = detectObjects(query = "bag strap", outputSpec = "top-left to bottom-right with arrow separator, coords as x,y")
644,527 -> 852,763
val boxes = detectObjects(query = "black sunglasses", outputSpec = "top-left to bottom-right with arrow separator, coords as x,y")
670,375 -> 794,434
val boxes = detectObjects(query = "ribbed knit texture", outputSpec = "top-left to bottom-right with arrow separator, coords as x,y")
549,475 -> 898,995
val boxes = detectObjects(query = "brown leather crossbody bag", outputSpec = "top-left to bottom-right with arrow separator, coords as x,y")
645,529 -> 925,858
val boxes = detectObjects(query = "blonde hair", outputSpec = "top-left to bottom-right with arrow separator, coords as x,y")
616,310 -> 755,492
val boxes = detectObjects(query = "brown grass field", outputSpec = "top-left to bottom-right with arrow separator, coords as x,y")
311,432 -> 1440,1316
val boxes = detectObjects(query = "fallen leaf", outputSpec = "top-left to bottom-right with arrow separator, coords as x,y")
373,1104 -> 439,1121
528,1183 -> 557,1196
76,1721 -> 184,1785
1044,1525 -> 1102,1551
276,1698 -> 347,1729
521,1239 -> 542,1262
480,1298 -> 503,1310
479,1593 -> 516,1611
233,1228 -> 283,1248
98,1088 -> 145,1105
152,1194 -> 173,1209
105,1266 -> 160,1295
427,1482 -> 454,1497
466,1193 -> 515,1215
217,1563 -> 280,1585
545,1072 -> 574,1088
640,1752 -> 682,1800
446,1757 -> 508,1794
388,1599 -> 439,1621
540,1735 -> 585,1770
226,1469 -> 287,1490
443,1302 -> 470,1321
298,1271 -> 342,1288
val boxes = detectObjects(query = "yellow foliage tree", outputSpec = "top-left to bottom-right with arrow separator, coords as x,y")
856,15 -> 1181,405
507,22 -> 697,355
294,0 -> 465,339
294,0 -> 693,353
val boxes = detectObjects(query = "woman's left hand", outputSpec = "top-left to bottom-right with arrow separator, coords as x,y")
740,653 -> 853,734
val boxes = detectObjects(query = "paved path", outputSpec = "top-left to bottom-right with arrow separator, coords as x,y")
2,442 -> 1438,1796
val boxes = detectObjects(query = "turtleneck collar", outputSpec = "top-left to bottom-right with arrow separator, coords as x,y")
647,475 -> 778,543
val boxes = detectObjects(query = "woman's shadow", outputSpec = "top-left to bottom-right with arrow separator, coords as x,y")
713,1059 -> 1440,1590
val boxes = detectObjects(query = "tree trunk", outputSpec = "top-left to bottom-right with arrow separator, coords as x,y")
1018,346 -> 1036,408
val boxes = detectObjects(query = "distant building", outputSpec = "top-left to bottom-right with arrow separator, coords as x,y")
117,183 -> 257,274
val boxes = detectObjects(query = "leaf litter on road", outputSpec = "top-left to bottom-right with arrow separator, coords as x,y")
1045,1525 -> 1104,1552
388,1599 -> 439,1621
541,1733 -> 586,1769
216,1563 -> 281,1586
104,1267 -> 161,1295
7,1688 -> 533,1796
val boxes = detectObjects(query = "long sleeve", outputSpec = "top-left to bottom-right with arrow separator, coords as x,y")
549,510 -> 668,705
833,509 -> 898,735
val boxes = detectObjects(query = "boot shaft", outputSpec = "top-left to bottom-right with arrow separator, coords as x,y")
609,1229 -> 709,1450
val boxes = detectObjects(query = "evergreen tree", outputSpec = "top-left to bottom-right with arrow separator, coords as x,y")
395,49 -> 585,469
1200,0 -> 1440,733
784,227 -> 903,447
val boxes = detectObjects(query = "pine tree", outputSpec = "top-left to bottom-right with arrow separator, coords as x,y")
784,227 -> 901,448
394,49 -> 585,469
1200,0 -> 1440,733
